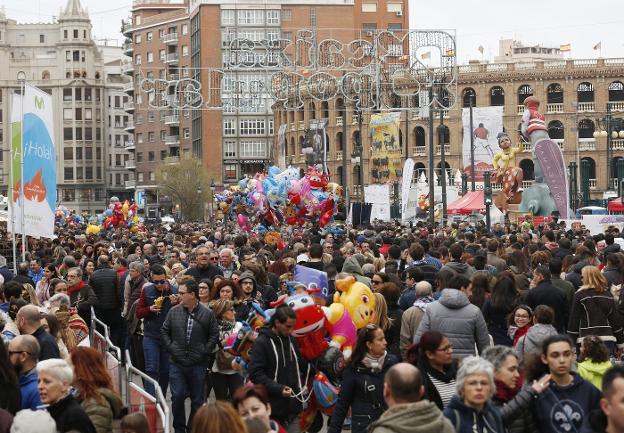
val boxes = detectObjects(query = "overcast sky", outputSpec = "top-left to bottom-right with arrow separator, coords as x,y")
3,0 -> 624,62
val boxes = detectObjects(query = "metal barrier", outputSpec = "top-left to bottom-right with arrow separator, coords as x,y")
125,350 -> 170,433
90,308 -> 124,397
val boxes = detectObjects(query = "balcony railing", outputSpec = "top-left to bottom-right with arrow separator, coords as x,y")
612,139 -> 624,150
577,102 -> 595,112
125,180 -> 136,189
123,81 -> 134,93
125,140 -> 136,150
589,179 -> 597,189
164,53 -> 179,64
123,101 -> 134,112
517,105 -> 525,115
336,153 -> 343,160
435,144 -> 450,154
413,146 -> 426,156
165,135 -> 180,146
522,142 -> 531,152
127,158 -> 136,170
165,111 -> 179,125
336,116 -> 343,126
290,123 -> 295,131
579,139 -> 596,151
124,121 -> 135,132
162,32 -> 179,45
165,156 -> 180,164
521,180 -> 534,189
298,120 -> 305,130
122,62 -> 134,74
122,20 -> 133,35
608,101 -> 624,112
546,103 -> 564,113
122,41 -> 133,55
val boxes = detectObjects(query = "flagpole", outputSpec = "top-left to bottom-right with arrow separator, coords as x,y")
17,73 -> 25,263
10,94 -> 17,273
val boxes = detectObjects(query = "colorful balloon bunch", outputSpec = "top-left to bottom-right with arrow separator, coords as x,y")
216,166 -> 343,231
102,197 -> 141,231
55,206 -> 84,227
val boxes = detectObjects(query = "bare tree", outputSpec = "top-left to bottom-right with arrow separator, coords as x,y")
156,156 -> 209,221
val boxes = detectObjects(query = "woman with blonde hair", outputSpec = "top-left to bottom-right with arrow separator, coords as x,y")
373,256 -> 385,273
372,292 -> 391,333
568,265 -> 624,356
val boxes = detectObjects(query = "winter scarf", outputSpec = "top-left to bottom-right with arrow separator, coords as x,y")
362,351 -> 387,372
68,280 -> 85,296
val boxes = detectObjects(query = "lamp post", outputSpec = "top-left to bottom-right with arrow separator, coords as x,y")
17,70 -> 25,264
210,178 -> 216,219
196,185 -> 202,222
568,161 -> 578,212
483,171 -> 492,232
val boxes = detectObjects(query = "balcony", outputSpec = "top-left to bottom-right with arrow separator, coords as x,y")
165,156 -> 180,164
517,105 -> 525,115
165,111 -> 179,125
124,120 -> 135,132
336,116 -> 343,126
608,101 -> 624,112
122,40 -> 133,56
553,139 -> 564,150
125,180 -> 136,189
290,123 -> 295,132
122,20 -> 133,36
122,62 -> 134,75
298,120 -> 305,130
522,142 -> 531,152
579,139 -> 596,151
589,179 -> 597,189
125,139 -> 136,151
126,158 -> 136,170
123,81 -> 134,94
546,103 -> 564,113
435,144 -> 450,154
162,32 -> 179,45
168,73 -> 179,81
165,135 -> 180,146
123,101 -> 134,113
336,152 -> 343,160
164,53 -> 179,64
352,114 -> 360,124
413,146 -> 426,156
612,139 -> 624,150
577,102 -> 595,112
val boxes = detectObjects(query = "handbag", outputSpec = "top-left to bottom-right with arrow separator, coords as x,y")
215,344 -> 235,370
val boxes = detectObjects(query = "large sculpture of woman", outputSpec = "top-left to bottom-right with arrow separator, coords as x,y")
492,132 -> 523,211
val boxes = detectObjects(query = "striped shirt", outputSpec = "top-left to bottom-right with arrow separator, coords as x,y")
428,373 -> 456,408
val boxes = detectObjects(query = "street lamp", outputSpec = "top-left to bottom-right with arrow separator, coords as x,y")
594,105 -> 624,191
16,70 -> 26,265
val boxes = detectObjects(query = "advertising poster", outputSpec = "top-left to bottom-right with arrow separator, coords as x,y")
401,158 -> 415,222
461,106 -> 503,182
364,183 -> 391,221
369,112 -> 402,183
9,83 -> 56,239
302,118 -> 328,172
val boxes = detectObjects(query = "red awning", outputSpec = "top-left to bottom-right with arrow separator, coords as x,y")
608,198 -> 624,213
447,191 -> 486,215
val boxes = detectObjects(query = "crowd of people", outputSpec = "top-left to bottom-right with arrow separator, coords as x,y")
1,218 -> 624,433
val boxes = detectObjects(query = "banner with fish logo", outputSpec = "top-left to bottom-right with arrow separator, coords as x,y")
9,83 -> 56,239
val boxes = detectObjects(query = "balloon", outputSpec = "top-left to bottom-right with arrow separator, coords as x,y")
237,214 -> 251,231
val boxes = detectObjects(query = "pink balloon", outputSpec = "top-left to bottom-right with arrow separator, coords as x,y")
237,214 -> 251,231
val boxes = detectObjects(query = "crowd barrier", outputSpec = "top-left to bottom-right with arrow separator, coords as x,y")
90,308 -> 170,433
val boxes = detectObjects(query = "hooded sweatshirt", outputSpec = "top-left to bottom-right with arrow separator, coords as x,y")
342,256 -> 372,287
247,326 -> 306,424
577,359 -> 613,390
369,401 -> 455,433
534,373 -> 602,433
515,323 -> 558,362
414,289 -> 490,358
440,261 -> 474,279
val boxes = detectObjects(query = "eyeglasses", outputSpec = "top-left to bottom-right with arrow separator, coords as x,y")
153,279 -> 167,285
209,257 -> 219,261
436,345 -> 453,352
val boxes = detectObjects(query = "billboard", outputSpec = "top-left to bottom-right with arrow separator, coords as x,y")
302,119 -> 328,172
461,106 -> 503,182
9,83 -> 56,239
370,112 -> 402,183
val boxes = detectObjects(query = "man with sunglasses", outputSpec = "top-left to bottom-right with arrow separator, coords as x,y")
185,246 -> 222,283
136,263 -> 179,397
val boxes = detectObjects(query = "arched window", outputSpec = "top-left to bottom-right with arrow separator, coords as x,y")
325,133 -> 330,154
298,135 -> 305,154
518,84 -> 533,105
297,108 -> 304,122
438,125 -> 450,145
289,137 -> 295,158
42,70 -> 50,80
578,119 -> 595,139
414,162 -> 426,181
399,129 -> 403,152
548,120 -> 564,140
336,98 -> 345,111
352,130 -> 360,150
463,88 -> 476,108
336,131 -> 343,152
577,82 -> 594,103
414,126 -> 425,147
547,83 -> 563,104
490,86 -> 504,106
612,157 -> 623,180
520,159 -> 535,180
336,166 -> 343,185
581,157 -> 596,179
609,81 -> 624,102
309,102 -> 316,119
436,161 -> 451,183
321,101 -> 329,119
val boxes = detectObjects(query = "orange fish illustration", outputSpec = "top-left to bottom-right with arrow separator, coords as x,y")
24,169 -> 47,202
12,180 -> 20,203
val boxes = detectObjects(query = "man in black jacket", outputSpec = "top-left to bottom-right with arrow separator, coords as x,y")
248,305 -> 306,433
161,279 -> 218,433
90,255 -> 122,347
526,266 -> 569,333
16,304 -> 60,360
185,246 -> 222,282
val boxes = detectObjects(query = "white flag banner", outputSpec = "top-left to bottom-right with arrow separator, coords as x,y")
401,158 -> 415,221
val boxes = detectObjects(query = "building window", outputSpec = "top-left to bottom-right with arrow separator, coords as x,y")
159,49 -> 165,61
269,119 -> 274,135
76,147 -> 82,159
182,45 -> 189,57
158,29 -> 164,39
362,3 -> 377,12
267,10 -> 280,25
63,108 -> 73,120
64,30 -> 68,40
149,172 -> 156,181
240,140 -> 266,157
223,119 -> 236,136
388,23 -> 402,32
137,133 -> 143,144
137,152 -> 143,162
64,127 -> 73,140
85,167 -> 93,180
224,140 -> 236,158
239,119 -> 265,135
183,128 -> 190,139
182,24 -> 189,35
64,167 -> 74,180
39,34 -> 45,43
148,151 -> 155,161
237,10 -> 264,25
147,52 -> 154,63
73,29 -> 78,39
221,10 -> 235,26
135,54 -> 141,65
146,32 -> 153,41
148,132 -> 155,142
387,3 -> 402,12
64,148 -> 73,160
224,164 -> 237,180
281,9 -> 292,21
